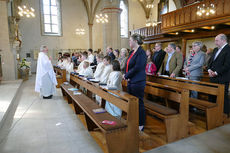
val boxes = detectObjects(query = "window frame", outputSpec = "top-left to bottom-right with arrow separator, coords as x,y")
120,0 -> 128,38
40,0 -> 62,36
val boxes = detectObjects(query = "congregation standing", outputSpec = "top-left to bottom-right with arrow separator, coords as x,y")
37,33 -> 230,130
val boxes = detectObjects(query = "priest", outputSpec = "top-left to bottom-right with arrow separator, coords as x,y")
35,45 -> 57,99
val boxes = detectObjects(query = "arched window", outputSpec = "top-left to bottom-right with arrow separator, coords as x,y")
120,0 -> 128,38
40,0 -> 62,36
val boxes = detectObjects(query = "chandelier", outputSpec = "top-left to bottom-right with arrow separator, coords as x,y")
196,3 -> 215,16
146,20 -> 161,27
96,14 -> 108,24
145,13 -> 161,27
75,26 -> 85,35
18,5 -> 35,18
146,4 -> 154,8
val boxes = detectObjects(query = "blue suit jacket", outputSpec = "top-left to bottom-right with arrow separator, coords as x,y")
125,46 -> 147,83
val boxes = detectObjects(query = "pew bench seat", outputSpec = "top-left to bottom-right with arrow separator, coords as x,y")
144,99 -> 178,116
61,84 -> 126,131
61,83 -> 135,153
190,98 -> 217,110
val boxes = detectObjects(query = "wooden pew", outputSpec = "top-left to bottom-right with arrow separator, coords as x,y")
122,80 -> 190,143
61,74 -> 139,153
201,71 -> 210,82
53,66 -> 66,87
147,75 -> 225,130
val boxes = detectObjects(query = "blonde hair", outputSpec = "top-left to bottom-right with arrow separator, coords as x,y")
120,48 -> 128,56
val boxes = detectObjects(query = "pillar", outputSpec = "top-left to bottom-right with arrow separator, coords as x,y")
0,0 -> 16,80
88,23 -> 93,49
102,0 -> 122,52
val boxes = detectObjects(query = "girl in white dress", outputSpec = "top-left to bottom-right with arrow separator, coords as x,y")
65,57 -> 74,82
94,54 -> 104,80
105,60 -> 122,118
76,51 -> 89,73
99,56 -> 112,84
60,56 -> 68,68
87,49 -> 94,64
96,56 -> 112,104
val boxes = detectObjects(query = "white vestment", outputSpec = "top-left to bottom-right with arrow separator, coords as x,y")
99,64 -> 112,84
76,59 -> 89,73
60,59 -> 67,68
35,52 -> 57,96
57,60 -> 62,67
79,67 -> 93,78
87,54 -> 94,64
96,64 -> 112,104
105,71 -> 123,117
94,62 -> 105,80
65,62 -> 74,81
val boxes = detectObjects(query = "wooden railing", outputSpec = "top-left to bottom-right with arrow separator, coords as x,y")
131,0 -> 230,37
131,23 -> 162,37
161,0 -> 230,33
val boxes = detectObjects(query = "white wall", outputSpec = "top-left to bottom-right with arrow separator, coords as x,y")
169,0 -> 177,12
128,0 -> 146,30
19,0 -> 104,72
18,0 -> 153,72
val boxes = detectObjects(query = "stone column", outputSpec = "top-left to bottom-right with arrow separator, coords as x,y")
0,0 -> 16,80
102,0 -> 122,52
88,23 -> 93,49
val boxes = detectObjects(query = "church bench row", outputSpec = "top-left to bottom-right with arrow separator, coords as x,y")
147,75 -> 225,130
122,80 -> 190,142
53,66 -> 66,88
61,74 -> 139,153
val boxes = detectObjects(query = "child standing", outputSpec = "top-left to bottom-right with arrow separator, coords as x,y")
105,60 -> 122,118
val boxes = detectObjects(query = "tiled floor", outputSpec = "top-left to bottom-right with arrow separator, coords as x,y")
146,123 -> 230,153
0,80 -> 23,122
0,76 -> 103,153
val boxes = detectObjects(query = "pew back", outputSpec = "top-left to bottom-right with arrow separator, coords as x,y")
70,74 -> 139,153
147,75 -> 225,129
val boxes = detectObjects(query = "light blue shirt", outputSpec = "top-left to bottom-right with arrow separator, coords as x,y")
166,51 -> 175,71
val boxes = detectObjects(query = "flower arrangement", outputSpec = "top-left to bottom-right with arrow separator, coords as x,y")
19,58 -> 30,69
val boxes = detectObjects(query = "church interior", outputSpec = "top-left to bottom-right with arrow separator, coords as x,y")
0,0 -> 230,153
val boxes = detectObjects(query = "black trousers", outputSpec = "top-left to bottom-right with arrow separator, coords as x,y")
127,81 -> 146,126
209,82 -> 230,115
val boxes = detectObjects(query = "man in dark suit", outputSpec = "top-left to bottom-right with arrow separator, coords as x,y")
152,43 -> 166,72
208,34 -> 230,116
106,46 -> 115,61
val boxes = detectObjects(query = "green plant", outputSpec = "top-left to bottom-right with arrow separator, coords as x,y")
19,58 -> 30,69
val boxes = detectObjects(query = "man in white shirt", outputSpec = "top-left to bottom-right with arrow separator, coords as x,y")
35,45 -> 57,99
